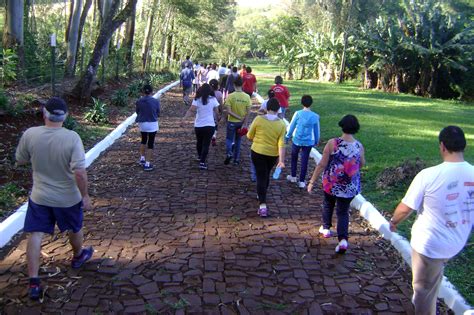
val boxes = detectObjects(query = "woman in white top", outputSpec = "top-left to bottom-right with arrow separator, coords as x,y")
183,83 -> 220,170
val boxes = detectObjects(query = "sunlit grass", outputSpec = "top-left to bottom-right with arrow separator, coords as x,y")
250,60 -> 474,304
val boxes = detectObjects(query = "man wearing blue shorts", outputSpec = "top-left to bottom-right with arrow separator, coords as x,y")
16,97 -> 93,300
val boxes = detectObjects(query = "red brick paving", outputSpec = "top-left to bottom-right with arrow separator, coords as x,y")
0,89 -> 418,314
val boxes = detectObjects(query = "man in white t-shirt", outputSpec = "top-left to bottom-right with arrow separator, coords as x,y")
390,126 -> 473,315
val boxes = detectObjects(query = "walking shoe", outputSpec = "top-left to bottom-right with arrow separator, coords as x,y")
259,207 -> 268,217
286,175 -> 297,183
139,158 -> 146,165
28,279 -> 42,300
319,226 -> 332,238
224,154 -> 232,165
144,163 -> 154,171
211,137 -> 217,146
199,162 -> 208,170
71,246 -> 94,269
335,239 -> 348,254
298,181 -> 306,189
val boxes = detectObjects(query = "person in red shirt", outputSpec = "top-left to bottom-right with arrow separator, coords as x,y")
239,64 -> 247,77
242,66 -> 257,97
271,75 -> 291,118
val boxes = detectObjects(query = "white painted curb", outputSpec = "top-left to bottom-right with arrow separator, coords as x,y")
252,91 -> 472,314
0,80 -> 180,248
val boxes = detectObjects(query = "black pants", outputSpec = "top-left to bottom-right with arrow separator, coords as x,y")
251,150 -> 278,204
195,126 -> 215,163
141,132 -> 156,149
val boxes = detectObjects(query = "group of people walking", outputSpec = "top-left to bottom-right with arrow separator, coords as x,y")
13,58 -> 473,315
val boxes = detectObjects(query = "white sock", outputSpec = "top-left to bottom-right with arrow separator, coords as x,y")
145,161 -> 150,167
140,156 -> 145,161
259,203 -> 267,209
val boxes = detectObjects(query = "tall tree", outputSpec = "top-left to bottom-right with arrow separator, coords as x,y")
123,3 -> 136,74
66,0 -> 84,76
141,0 -> 161,71
3,0 -> 24,48
72,0 -> 138,100
74,0 -> 93,74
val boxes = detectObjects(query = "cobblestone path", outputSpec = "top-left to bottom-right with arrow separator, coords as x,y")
0,89 -> 417,314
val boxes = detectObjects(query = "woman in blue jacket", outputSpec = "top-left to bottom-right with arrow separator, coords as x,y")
136,84 -> 160,171
285,95 -> 320,188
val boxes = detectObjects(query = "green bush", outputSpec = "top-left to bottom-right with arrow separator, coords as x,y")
0,89 -> 8,111
63,115 -> 78,130
0,183 -> 24,214
112,89 -> 129,107
127,80 -> 145,98
0,49 -> 18,86
84,98 -> 108,123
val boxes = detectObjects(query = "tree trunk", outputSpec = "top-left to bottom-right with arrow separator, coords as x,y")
3,0 -> 24,48
141,0 -> 160,71
338,0 -> 354,84
65,0 -> 74,42
72,0 -> 138,100
123,4 -> 136,74
66,0 -> 83,77
73,0 -> 93,74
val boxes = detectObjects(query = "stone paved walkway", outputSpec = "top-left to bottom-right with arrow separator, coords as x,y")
0,89 -> 417,314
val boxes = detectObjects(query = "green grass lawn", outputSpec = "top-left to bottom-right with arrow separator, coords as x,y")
249,60 -> 474,305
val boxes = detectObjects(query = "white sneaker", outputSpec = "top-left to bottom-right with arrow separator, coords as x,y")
335,239 -> 348,254
318,226 -> 332,238
286,175 -> 297,183
298,181 -> 306,189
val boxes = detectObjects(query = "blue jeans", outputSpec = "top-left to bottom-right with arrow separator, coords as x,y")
322,192 -> 354,241
291,144 -> 312,182
225,121 -> 243,161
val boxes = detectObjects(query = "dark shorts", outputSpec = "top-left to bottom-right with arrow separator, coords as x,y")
24,199 -> 84,234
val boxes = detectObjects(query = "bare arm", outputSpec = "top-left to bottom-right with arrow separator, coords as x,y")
389,202 -> 413,232
360,144 -> 366,168
223,106 -> 242,120
183,105 -> 197,120
307,140 -> 333,193
74,168 -> 91,211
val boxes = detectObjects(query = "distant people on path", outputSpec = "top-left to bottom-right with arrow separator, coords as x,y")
242,66 -> 257,98
257,89 -> 283,118
223,76 -> 252,166
193,61 -> 201,94
15,97 -> 93,300
239,64 -> 247,77
390,126 -> 473,315
285,95 -> 320,188
181,55 -> 193,70
209,79 -> 224,146
198,63 -> 208,86
183,83 -> 220,170
307,114 -> 365,254
218,63 -> 227,80
225,66 -> 240,96
180,64 -> 195,106
136,84 -> 161,171
207,64 -> 220,82
247,98 -> 286,217
271,76 -> 290,118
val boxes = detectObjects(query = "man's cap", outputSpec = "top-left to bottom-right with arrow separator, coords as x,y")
45,97 -> 68,115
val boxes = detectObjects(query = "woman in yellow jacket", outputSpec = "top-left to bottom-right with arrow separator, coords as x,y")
247,98 -> 286,217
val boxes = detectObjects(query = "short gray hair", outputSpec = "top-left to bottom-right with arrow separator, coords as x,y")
43,107 -> 67,122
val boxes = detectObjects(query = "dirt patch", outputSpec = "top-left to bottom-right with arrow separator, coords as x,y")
376,158 -> 425,189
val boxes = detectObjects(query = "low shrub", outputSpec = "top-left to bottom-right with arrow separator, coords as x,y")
127,80 -> 145,98
63,115 -> 78,130
0,183 -> 24,215
112,89 -> 129,107
84,98 -> 108,123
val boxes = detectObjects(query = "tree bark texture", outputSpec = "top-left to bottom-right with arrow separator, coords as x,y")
66,0 -> 74,42
66,0 -> 83,77
141,0 -> 160,71
72,0 -> 138,100
74,0 -> 93,74
3,0 -> 24,48
123,4 -> 136,74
